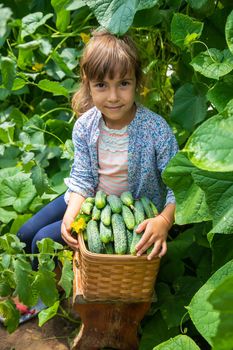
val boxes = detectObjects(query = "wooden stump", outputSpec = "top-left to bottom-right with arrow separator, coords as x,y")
71,255 -> 151,350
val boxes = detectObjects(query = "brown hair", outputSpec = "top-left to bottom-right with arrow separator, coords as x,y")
72,29 -> 142,116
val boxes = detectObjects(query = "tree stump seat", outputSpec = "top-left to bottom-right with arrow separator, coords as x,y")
71,252 -> 151,350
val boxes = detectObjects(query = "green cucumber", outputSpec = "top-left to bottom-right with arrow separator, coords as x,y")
150,200 -> 158,216
112,213 -> 127,255
92,205 -> 101,220
86,220 -> 103,253
80,201 -> 93,215
120,191 -> 134,207
130,226 -> 143,255
100,221 -> 112,243
104,242 -> 114,254
140,196 -> 154,218
122,205 -> 135,230
107,194 -> 123,213
126,229 -> 133,254
100,204 -> 111,226
85,197 -> 95,204
133,200 -> 145,225
95,190 -> 107,209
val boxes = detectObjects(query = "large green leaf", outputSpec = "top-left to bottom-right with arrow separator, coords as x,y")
190,48 -> 233,79
0,173 -> 37,212
1,57 -> 16,90
13,256 -> 37,307
21,12 -> 53,39
38,300 -> 60,327
51,0 -> 70,32
185,110 -> 233,172
31,164 -> 49,196
171,83 -> 207,131
171,13 -> 203,50
58,259 -> 74,298
207,76 -> 233,112
192,170 -> 233,234
38,79 -> 69,97
0,208 -> 17,224
35,268 -> 59,306
225,9 -> 233,55
0,5 -> 12,47
187,260 -> 233,346
0,299 -> 20,333
152,335 -> 200,350
162,152 -> 211,225
83,0 -> 159,35
208,276 -> 233,350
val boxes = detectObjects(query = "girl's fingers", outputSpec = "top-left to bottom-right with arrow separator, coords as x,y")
147,241 -> 163,260
158,241 -> 167,258
135,219 -> 150,233
136,238 -> 154,256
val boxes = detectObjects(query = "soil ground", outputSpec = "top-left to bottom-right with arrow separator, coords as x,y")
0,315 -> 78,350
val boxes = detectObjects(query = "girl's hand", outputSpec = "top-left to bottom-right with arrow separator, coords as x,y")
61,214 -> 79,250
135,215 -> 171,260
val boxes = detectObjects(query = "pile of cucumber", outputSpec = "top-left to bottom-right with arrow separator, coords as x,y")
76,190 -> 158,255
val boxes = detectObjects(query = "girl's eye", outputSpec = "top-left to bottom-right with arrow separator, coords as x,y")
95,82 -> 105,88
121,81 -> 130,87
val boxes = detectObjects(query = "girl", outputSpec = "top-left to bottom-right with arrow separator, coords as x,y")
18,29 -> 178,264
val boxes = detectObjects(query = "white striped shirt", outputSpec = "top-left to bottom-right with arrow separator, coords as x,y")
97,119 -> 129,196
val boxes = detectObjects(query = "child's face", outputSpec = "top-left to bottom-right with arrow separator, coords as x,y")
89,70 -> 136,129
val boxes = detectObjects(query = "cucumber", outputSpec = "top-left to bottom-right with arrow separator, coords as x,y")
140,196 -> 154,218
133,200 -> 145,225
85,197 -> 95,204
122,205 -> 135,230
107,194 -> 123,213
112,213 -> 127,255
100,204 -> 111,226
80,201 -> 93,215
92,205 -> 101,220
100,221 -> 112,243
150,200 -> 158,216
126,229 -> 133,254
120,191 -> 134,207
130,226 -> 143,255
86,220 -> 103,253
104,242 -> 114,254
95,190 -> 107,209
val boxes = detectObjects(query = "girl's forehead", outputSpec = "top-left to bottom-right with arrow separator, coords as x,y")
91,68 -> 135,82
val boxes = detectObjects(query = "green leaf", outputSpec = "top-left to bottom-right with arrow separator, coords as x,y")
13,256 -> 36,307
207,76 -> 233,112
0,299 -> 20,333
1,57 -> 16,90
37,238 -> 64,254
190,49 -> 233,79
162,152 -> 211,225
192,170 -> 233,234
16,39 -> 41,50
51,0 -> 70,32
185,111 -> 233,172
36,268 -> 59,306
186,0 -> 215,15
38,300 -> 60,327
171,13 -> 203,50
21,12 -> 53,39
31,165 -> 49,196
152,335 -> 201,350
171,83 -> 207,131
0,208 -> 17,224
66,0 -> 86,10
0,172 -> 37,212
37,79 -> 69,97
83,0 -> 160,35
225,10 -> 233,55
187,259 -> 233,346
0,5 -> 12,47
208,276 -> 233,350
212,234 -> 233,272
0,120 -> 15,143
58,259 -> 74,297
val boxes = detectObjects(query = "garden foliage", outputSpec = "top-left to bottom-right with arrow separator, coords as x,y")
0,0 -> 233,349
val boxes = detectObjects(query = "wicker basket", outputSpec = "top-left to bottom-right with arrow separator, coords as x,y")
76,234 -> 160,302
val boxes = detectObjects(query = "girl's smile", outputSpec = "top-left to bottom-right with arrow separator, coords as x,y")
89,72 -> 136,129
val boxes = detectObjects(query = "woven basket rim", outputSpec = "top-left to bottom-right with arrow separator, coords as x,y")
78,233 -> 160,263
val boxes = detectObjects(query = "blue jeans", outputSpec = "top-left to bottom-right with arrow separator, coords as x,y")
17,194 -> 67,269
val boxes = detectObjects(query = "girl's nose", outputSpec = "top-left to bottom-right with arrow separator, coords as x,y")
108,87 -> 119,102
